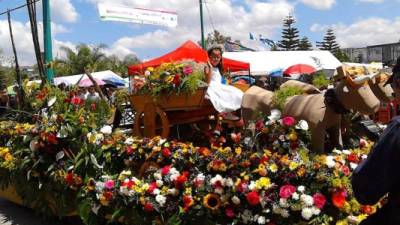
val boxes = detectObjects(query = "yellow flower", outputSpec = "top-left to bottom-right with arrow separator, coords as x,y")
185,187 -> 192,195
269,164 -> 278,173
289,161 -> 298,171
288,132 -> 298,141
256,177 -> 271,190
147,67 -> 154,72
335,220 -> 348,225
235,147 -> 242,155
99,195 -> 109,206
4,153 -> 13,162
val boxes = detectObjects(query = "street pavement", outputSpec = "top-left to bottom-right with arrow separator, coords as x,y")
0,198 -> 83,225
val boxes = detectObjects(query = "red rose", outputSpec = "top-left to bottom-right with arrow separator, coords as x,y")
173,74 -> 181,85
279,185 -> 296,199
144,202 -> 154,212
125,146 -> 133,155
255,120 -> 264,132
347,153 -> 359,163
161,165 -> 171,176
122,179 -> 135,189
313,193 -> 326,209
246,191 -> 260,206
103,191 -> 113,201
332,190 -> 347,209
147,182 -> 158,194
47,133 -> 58,144
64,172 -> 74,186
225,207 -> 235,218
282,116 -> 296,126
341,165 -> 350,176
175,173 -> 188,187
71,96 -> 82,105
162,148 -> 171,158
183,195 -> 194,209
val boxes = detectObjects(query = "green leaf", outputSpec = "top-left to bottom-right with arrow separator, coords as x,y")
111,208 -> 122,222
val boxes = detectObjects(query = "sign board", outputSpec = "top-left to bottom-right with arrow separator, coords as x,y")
97,3 -> 178,27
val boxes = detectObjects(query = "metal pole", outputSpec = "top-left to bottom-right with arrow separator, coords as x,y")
7,10 -> 25,106
42,0 -> 54,83
199,0 -> 205,49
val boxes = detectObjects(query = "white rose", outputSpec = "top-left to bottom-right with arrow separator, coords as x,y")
297,186 -> 305,193
301,207 -> 313,220
326,156 -> 336,168
350,162 -> 358,170
232,196 -> 241,205
100,125 -> 112,135
154,172 -> 162,180
215,187 -> 224,194
156,180 -> 164,187
301,194 -> 314,206
257,215 -> 266,224
225,178 -> 234,187
125,137 -> 134,145
153,188 -> 160,195
292,192 -> 299,200
155,195 -> 166,207
311,207 -> 321,215
248,181 -> 256,191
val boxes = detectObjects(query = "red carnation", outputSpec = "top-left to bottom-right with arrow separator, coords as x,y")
347,153 -> 359,163
176,172 -> 188,187
282,116 -> 296,126
161,165 -> 171,176
255,120 -> 264,132
162,148 -> 171,158
279,185 -> 296,199
147,182 -> 158,194
246,191 -> 260,206
47,133 -> 58,144
64,172 -> 74,186
144,202 -> 154,212
313,193 -> 326,209
332,190 -> 347,209
236,181 -> 248,193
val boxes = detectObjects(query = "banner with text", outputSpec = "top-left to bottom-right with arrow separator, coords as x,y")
97,3 -> 178,27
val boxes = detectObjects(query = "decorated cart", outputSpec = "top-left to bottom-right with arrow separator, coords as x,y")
127,40 -> 251,138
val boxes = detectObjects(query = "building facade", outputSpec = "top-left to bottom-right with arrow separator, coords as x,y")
342,42 -> 400,65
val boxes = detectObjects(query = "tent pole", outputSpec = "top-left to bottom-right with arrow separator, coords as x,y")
199,0 -> 205,49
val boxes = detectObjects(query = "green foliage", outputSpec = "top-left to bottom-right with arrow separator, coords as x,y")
298,36 -> 313,50
277,15 -> 300,51
312,72 -> 330,89
317,29 -> 340,53
273,86 -> 304,110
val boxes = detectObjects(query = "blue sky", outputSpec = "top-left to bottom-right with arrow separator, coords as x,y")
1,0 -> 400,65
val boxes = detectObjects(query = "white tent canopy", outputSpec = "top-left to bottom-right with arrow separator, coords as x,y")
53,70 -> 124,86
223,51 -> 342,76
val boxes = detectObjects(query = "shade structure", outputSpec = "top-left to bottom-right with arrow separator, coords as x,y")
128,40 -> 250,75
103,77 -> 125,86
78,78 -> 105,87
283,64 -> 317,77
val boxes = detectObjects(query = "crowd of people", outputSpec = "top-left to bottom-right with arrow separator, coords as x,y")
0,85 -> 21,116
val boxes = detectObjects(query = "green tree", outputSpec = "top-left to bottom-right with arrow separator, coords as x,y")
277,15 -> 300,51
298,36 -> 313,50
317,29 -> 340,53
55,44 -> 107,76
200,30 -> 241,49
334,49 -> 351,62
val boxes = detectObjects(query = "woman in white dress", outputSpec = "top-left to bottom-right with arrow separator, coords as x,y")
205,45 -> 243,120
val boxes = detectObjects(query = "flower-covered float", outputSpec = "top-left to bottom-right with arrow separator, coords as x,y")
0,83 -> 382,225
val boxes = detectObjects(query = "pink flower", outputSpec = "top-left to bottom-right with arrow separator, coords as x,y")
183,65 -> 193,75
225,207 -> 235,218
104,180 -> 115,189
255,120 -> 264,132
313,193 -> 326,209
279,185 -> 296,199
282,116 -> 296,127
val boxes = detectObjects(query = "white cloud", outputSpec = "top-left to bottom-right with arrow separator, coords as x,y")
87,0 -> 294,54
310,17 -> 400,48
357,0 -> 384,3
300,0 -> 336,10
51,0 -> 79,23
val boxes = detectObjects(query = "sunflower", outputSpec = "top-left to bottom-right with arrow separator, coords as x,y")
203,193 -> 221,210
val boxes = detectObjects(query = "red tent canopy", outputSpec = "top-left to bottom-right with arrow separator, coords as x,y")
128,40 -> 250,75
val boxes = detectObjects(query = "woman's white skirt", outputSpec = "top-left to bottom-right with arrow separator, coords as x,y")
206,82 -> 243,113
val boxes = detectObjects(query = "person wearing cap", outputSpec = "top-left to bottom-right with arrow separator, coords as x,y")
204,45 -> 243,121
352,56 -> 400,225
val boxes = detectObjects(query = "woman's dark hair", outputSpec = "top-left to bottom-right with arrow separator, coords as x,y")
392,56 -> 400,74
207,46 -> 224,75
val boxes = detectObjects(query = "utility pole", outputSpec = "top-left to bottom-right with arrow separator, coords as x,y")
199,0 -> 205,49
43,0 -> 54,83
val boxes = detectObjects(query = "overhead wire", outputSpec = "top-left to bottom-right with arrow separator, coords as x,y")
0,0 -> 41,16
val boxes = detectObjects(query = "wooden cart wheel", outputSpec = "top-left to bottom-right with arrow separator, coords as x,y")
133,103 -> 170,138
